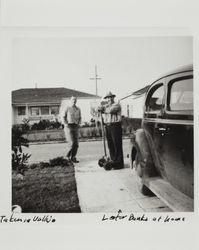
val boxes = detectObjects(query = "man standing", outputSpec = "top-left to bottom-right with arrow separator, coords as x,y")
98,91 -> 124,169
63,96 -> 81,163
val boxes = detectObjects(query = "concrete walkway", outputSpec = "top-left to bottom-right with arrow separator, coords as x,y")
75,159 -> 172,213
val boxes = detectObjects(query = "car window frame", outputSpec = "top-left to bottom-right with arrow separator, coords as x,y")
144,81 -> 166,118
165,75 -> 193,117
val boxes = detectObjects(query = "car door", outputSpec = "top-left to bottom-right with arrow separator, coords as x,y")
160,73 -> 194,198
143,80 -> 167,177
144,72 -> 193,198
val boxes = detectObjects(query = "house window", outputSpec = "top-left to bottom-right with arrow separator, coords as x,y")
50,106 -> 59,115
30,107 -> 40,116
18,106 -> 26,116
41,106 -> 50,115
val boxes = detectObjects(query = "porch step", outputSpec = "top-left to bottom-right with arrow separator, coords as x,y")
143,177 -> 193,212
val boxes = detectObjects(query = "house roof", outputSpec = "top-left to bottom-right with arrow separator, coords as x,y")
12,87 -> 100,104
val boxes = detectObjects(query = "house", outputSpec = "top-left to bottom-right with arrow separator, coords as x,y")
120,85 -> 150,118
12,87 -> 100,125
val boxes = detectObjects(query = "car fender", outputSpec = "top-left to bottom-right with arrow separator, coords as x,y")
131,129 -> 157,177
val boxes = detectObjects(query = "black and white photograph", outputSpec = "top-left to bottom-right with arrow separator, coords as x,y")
1,1 -> 199,250
11,36 -> 193,213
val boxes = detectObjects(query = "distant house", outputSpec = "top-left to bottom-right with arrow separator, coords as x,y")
12,87 -> 100,125
120,85 -> 150,118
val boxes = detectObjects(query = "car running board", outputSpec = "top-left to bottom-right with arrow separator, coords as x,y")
143,177 -> 194,212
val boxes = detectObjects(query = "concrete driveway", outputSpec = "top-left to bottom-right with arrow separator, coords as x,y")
74,158 -> 171,213
25,139 -> 171,213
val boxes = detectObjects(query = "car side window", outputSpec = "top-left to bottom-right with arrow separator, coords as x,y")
146,84 -> 164,112
169,78 -> 193,111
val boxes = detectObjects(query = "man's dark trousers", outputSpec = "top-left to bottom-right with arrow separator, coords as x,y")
65,124 -> 79,159
105,122 -> 124,168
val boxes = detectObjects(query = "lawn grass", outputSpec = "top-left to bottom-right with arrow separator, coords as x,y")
12,163 -> 81,213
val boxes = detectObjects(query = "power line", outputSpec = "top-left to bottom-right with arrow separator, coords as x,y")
89,65 -> 102,96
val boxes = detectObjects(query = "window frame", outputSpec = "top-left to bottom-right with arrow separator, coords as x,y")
50,106 -> 59,115
40,106 -> 50,115
166,75 -> 193,115
30,106 -> 40,116
17,106 -> 26,116
144,82 -> 165,116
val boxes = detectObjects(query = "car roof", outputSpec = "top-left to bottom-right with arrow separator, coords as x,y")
151,64 -> 193,86
162,64 -> 193,76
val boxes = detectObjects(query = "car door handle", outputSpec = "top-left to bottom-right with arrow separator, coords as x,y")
155,125 -> 166,131
157,127 -> 166,131
155,126 -> 170,135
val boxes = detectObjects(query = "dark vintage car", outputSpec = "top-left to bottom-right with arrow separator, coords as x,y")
130,64 -> 193,211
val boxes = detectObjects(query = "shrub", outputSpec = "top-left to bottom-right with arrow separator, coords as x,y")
39,162 -> 51,169
12,126 -> 31,175
98,127 -> 102,137
80,122 -> 90,128
30,119 -> 62,130
90,127 -> 98,137
49,156 -> 69,167
85,128 -> 91,138
37,157 -> 71,169
22,118 -> 30,131
29,163 -> 38,169
12,152 -> 31,174
79,128 -> 84,138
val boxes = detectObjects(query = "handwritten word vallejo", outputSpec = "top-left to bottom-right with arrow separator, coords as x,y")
0,213 -> 56,224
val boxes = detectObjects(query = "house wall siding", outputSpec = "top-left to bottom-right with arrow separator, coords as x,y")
12,107 -> 28,124
120,95 -> 145,119
12,97 -> 101,125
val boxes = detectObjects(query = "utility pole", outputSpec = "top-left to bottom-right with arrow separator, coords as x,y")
89,65 -> 101,96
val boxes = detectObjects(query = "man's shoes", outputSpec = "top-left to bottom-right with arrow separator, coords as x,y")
113,165 -> 124,170
71,157 -> 79,163
66,156 -> 72,162
104,161 -> 112,171
112,162 -> 124,170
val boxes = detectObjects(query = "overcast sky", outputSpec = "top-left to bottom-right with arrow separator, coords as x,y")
12,36 -> 193,99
